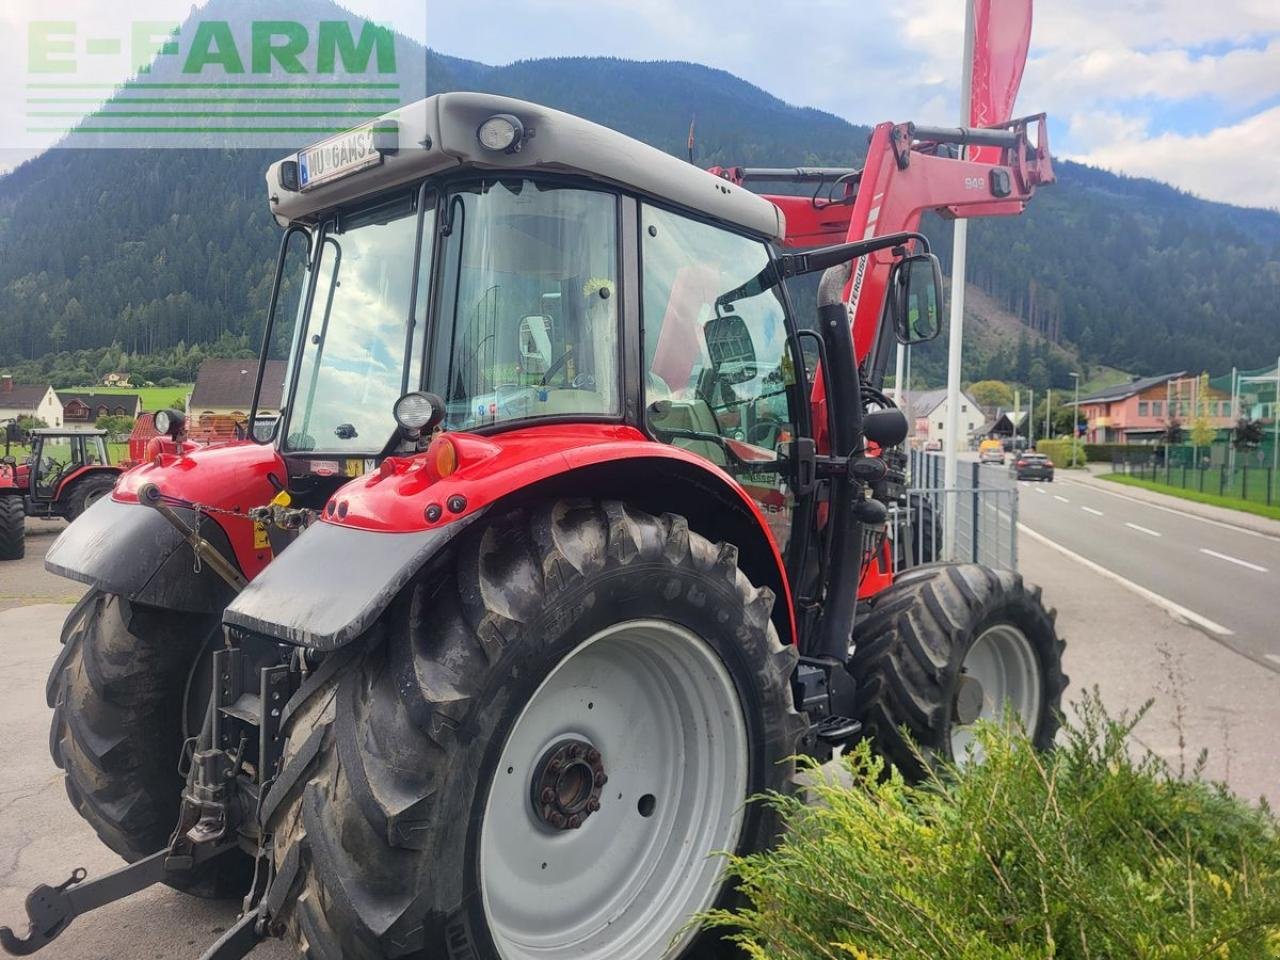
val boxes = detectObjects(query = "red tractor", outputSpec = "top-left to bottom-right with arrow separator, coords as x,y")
5,94 -> 1064,959
0,422 -> 121,560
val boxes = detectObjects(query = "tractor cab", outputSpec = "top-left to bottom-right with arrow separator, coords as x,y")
28,430 -> 110,499
246,95 -> 817,525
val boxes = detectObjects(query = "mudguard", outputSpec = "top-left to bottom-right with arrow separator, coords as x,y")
222,510 -> 485,648
44,496 -> 241,614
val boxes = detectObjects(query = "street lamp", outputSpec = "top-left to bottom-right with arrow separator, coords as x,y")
1069,372 -> 1081,467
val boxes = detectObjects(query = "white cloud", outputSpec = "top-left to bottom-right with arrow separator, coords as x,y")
1070,105 -> 1280,210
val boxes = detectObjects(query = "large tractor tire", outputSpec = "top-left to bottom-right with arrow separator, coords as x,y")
64,474 -> 116,522
47,591 -> 250,897
0,495 -> 23,560
263,499 -> 806,960
850,563 -> 1067,780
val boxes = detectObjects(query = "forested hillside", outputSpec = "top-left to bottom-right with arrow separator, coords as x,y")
1,6 -> 1277,389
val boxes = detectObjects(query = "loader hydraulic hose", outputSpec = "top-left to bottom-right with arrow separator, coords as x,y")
809,263 -> 865,662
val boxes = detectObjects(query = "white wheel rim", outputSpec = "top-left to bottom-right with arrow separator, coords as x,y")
950,623 -> 1043,763
480,619 -> 749,960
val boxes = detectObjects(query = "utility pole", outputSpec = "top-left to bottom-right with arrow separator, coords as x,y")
1045,387 -> 1051,439
1029,387 -> 1035,447
1070,372 -> 1081,467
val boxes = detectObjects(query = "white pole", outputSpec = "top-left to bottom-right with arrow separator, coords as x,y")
943,0 -> 976,560
1029,388 -> 1035,447
1228,366 -> 1237,475
1045,387 -> 1051,438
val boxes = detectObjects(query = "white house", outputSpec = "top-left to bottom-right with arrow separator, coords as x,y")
903,388 -> 984,449
0,376 -> 63,427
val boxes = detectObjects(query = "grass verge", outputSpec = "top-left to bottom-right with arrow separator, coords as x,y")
702,692 -> 1280,959
1101,473 -> 1280,522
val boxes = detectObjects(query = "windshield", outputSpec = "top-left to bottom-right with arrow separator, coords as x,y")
431,180 -> 620,431
283,191 -> 433,453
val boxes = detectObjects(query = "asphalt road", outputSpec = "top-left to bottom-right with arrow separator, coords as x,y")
1009,468 -> 1280,671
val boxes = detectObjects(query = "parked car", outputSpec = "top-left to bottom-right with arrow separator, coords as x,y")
924,439 -> 942,451
1011,452 -> 1055,481
979,438 -> 1005,464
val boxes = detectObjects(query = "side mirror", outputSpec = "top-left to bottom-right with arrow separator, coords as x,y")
704,314 -> 758,384
863,409 -> 909,448
890,253 -> 944,345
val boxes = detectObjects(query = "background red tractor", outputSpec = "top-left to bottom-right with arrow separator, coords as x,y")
0,421 -> 121,560
4,94 -> 1064,960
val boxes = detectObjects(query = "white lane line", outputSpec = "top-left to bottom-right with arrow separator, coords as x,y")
1268,654 -> 1280,667
1053,494 -> 1070,503
1019,524 -> 1234,636
1081,506 -> 1104,516
1058,477 -> 1279,541
1199,548 -> 1269,573
1125,522 -> 1162,537
1034,487 -> 1046,495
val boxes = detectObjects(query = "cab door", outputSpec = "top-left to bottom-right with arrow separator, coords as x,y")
638,203 -> 812,555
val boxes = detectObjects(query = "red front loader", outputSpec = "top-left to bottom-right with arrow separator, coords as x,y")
5,93 -> 1063,960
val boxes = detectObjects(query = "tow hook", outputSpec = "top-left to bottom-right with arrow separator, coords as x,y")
0,735 -> 244,956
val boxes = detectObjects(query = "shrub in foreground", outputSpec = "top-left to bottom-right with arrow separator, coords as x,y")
704,694 -> 1280,959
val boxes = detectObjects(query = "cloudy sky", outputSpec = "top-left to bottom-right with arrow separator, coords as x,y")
3,0 -> 1278,209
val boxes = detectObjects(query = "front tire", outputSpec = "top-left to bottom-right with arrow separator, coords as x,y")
47,591 -> 250,896
850,564 -> 1067,780
0,495 -> 23,560
263,499 -> 805,959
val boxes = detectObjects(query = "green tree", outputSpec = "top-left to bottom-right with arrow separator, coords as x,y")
967,379 -> 1013,410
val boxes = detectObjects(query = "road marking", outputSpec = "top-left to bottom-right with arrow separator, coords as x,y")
1018,524 -> 1234,636
1199,548 -> 1268,573
1081,506 -> 1104,516
1053,494 -> 1069,503
1058,477 -> 1279,541
1034,487 -> 1046,495
1268,654 -> 1280,667
1125,522 -> 1162,537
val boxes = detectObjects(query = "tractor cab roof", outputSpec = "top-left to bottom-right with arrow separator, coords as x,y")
265,92 -> 785,241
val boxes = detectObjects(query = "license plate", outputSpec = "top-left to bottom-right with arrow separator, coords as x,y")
298,126 -> 384,191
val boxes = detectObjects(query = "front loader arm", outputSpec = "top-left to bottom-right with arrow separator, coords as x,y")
711,113 -> 1054,363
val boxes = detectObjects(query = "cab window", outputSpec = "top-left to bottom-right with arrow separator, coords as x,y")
641,204 -> 800,548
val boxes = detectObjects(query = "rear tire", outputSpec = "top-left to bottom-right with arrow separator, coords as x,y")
263,499 -> 805,959
0,495 -> 23,560
47,591 -> 251,897
64,475 -> 116,521
850,563 -> 1067,780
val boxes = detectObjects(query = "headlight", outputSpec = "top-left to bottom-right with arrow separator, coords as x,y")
477,114 -> 524,153
393,391 -> 444,433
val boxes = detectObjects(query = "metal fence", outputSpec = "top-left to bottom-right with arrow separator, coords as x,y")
1111,459 -> 1278,507
892,451 -> 1019,572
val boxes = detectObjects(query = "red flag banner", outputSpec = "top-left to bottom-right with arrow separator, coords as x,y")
968,0 -> 1033,164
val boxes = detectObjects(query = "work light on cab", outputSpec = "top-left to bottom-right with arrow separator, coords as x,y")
152,409 -> 185,439
393,391 -> 444,436
477,113 -> 524,153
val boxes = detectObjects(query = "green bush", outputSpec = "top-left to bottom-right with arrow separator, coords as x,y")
1032,438 -> 1083,468
704,693 -> 1280,960
1083,442 -> 1144,463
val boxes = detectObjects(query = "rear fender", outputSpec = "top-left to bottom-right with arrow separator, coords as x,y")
46,442 -> 286,613
223,424 -> 795,649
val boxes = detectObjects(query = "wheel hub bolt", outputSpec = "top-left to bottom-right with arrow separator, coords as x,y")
530,737 -> 607,831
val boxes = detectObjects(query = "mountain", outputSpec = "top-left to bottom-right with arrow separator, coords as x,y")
1,3 -> 1277,389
